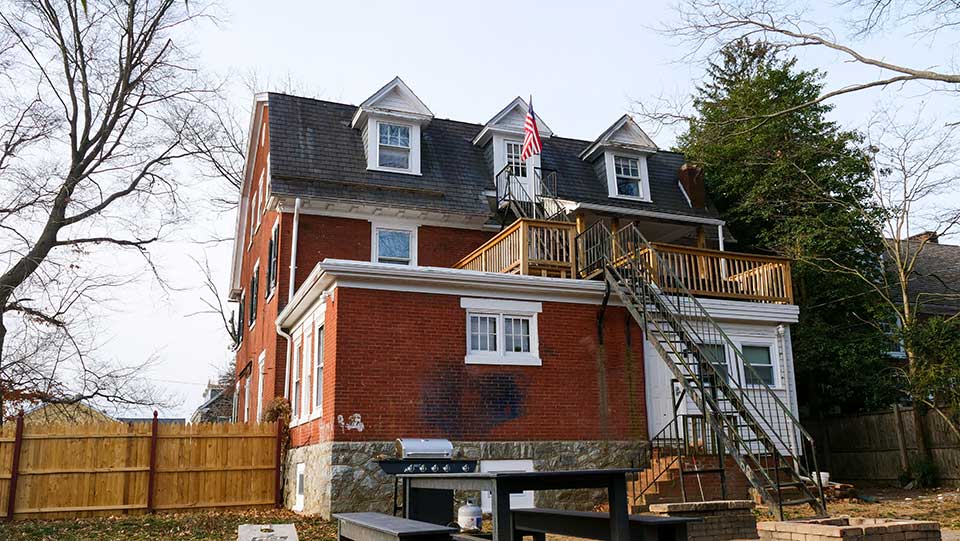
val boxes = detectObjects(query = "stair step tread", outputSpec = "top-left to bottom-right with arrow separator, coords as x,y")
778,497 -> 819,506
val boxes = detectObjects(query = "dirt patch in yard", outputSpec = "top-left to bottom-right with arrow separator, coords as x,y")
0,509 -> 337,541
775,487 -> 960,529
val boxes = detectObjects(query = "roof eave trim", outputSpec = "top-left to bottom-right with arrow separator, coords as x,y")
276,259 -> 799,328
572,201 -> 725,225
228,96 -> 270,295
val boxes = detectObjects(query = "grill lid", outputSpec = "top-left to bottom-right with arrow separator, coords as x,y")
395,438 -> 453,459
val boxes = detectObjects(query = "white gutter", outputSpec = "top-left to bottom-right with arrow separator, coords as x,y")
572,201 -> 725,226
288,198 -> 301,303
279,196 -> 301,399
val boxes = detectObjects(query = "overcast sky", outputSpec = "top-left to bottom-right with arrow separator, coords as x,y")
107,0 -> 958,419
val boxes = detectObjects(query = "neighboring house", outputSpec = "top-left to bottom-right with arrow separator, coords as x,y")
190,382 -> 235,423
22,402 -> 117,424
228,77 -> 813,518
117,417 -> 186,425
901,233 -> 960,318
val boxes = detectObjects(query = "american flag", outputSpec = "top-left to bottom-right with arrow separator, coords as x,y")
521,97 -> 542,161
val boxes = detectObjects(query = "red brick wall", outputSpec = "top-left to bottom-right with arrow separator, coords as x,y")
418,226 -> 494,267
287,287 -> 648,445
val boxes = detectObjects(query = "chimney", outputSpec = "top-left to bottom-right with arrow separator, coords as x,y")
678,164 -> 707,209
909,231 -> 939,244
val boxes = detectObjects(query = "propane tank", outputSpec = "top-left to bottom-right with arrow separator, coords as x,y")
457,498 -> 483,532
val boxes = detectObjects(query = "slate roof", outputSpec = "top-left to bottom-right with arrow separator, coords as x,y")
267,93 -> 720,221
899,241 -> 960,316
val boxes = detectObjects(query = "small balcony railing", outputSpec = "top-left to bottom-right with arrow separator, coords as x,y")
454,218 -> 578,278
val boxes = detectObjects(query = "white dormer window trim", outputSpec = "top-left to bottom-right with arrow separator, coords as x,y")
365,117 -> 422,176
605,151 -> 652,203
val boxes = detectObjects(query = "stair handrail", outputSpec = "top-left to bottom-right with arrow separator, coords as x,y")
575,221 -> 826,516
616,223 -> 815,448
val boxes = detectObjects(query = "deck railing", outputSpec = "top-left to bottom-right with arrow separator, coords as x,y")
609,231 -> 793,304
458,218 -> 794,304
454,219 -> 578,278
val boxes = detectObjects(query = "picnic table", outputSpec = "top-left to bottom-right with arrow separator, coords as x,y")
398,468 -> 637,541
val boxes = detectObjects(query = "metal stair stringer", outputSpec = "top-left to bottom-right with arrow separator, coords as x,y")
581,222 -> 827,519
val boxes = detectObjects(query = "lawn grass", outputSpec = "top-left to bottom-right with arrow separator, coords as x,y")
0,509 -> 338,541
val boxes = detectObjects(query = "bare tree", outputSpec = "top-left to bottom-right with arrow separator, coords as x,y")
183,70 -> 324,211
806,107 -> 960,333
662,0 -> 960,123
0,0 -> 212,417
797,106 -> 960,444
188,254 -> 240,351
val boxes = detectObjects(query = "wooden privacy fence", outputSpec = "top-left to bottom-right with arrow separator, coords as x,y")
0,412 -> 282,520
804,405 -> 960,485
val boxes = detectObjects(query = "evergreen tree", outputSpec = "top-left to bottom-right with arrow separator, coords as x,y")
677,39 -> 898,414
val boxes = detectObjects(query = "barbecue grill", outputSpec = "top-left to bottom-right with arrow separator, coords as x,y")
376,438 -> 477,516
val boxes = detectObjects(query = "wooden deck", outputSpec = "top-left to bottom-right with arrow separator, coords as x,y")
454,219 -> 578,278
454,219 -> 793,304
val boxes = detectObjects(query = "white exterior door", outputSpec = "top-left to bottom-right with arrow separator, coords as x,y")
644,338 -> 677,438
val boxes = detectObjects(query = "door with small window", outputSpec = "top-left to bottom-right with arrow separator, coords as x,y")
500,140 -> 533,202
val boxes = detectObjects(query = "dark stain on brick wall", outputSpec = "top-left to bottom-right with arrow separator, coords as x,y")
419,369 -> 526,439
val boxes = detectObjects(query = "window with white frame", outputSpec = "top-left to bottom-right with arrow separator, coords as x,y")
462,298 -> 541,366
294,462 -> 305,512
302,330 -> 312,418
614,156 -> 641,197
259,171 -> 266,216
742,345 -> 775,386
248,189 -> 258,244
505,140 -> 527,178
249,262 -> 259,327
256,352 -> 266,422
881,319 -> 907,358
266,222 -> 279,299
291,340 -> 301,420
373,224 -> 416,265
378,122 -> 411,170
314,326 -> 324,411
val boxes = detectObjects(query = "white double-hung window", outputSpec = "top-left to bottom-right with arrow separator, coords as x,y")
462,298 -> 541,366
742,345 -> 775,386
378,122 -> 412,170
505,140 -> 527,178
372,221 -> 417,266
614,156 -> 642,197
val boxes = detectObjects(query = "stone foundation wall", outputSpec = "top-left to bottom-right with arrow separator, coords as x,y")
285,439 -> 646,518
758,517 -> 941,541
648,500 -> 758,541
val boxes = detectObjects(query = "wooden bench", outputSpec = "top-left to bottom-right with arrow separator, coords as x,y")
333,512 -> 458,541
511,508 -> 701,541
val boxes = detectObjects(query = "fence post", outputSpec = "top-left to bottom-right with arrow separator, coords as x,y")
274,420 -> 283,508
5,411 -> 24,521
146,411 -> 158,513
893,403 -> 910,474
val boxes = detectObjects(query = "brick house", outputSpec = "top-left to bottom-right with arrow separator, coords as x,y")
228,77 -> 821,518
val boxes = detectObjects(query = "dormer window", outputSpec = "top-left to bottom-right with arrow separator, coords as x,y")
378,122 -> 411,170
580,115 -> 658,203
614,156 -> 642,197
505,140 -> 527,178
352,77 -> 433,176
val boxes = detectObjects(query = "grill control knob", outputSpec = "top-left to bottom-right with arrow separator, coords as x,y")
403,465 -> 414,473
431,464 -> 439,472
462,464 -> 470,472
419,464 -> 427,472
442,464 -> 451,472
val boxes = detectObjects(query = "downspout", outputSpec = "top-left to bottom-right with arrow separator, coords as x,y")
279,197 -> 301,400
288,198 -> 301,303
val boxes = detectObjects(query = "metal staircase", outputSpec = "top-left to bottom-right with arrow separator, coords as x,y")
577,221 -> 826,519
495,165 -> 570,224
